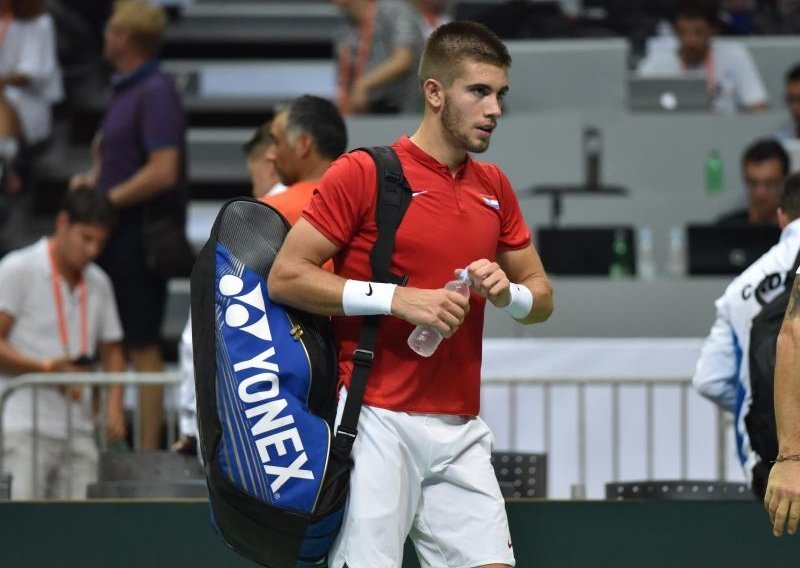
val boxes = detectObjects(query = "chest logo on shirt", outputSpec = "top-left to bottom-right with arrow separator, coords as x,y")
411,190 -> 428,198
481,195 -> 500,210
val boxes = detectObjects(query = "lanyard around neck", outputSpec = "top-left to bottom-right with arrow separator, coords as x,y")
336,1 -> 377,114
47,239 -> 88,356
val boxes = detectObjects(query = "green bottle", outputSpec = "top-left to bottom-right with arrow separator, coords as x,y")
705,150 -> 724,195
609,229 -> 632,279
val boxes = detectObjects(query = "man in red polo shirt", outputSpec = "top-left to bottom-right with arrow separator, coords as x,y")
269,21 -> 552,568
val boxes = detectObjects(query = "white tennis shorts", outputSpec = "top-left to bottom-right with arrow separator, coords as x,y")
329,389 -> 515,568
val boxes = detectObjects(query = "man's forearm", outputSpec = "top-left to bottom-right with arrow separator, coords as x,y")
775,278 -> 800,455
107,150 -> 180,208
0,341 -> 47,375
269,258 -> 348,316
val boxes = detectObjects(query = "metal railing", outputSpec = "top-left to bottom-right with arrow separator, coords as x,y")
481,374 -> 732,498
0,372 -> 182,499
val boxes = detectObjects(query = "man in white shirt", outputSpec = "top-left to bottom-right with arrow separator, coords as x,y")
0,187 -> 126,499
694,173 -> 800,497
777,62 -> 800,142
638,0 -> 768,114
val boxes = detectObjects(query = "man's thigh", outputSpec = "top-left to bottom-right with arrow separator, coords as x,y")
329,395 -> 423,568
410,417 -> 515,568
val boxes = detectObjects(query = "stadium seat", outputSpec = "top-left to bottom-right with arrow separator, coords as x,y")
605,480 -> 753,501
96,450 -> 203,481
492,451 -> 547,499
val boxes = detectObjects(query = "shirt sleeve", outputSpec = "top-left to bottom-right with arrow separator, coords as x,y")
0,253 -> 29,318
692,297 -> 739,413
302,152 -> 374,248
731,45 -> 768,108
141,77 -> 185,152
14,16 -> 59,88
493,166 -> 532,251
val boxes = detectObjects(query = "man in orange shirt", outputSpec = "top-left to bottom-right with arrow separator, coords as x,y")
262,95 -> 348,224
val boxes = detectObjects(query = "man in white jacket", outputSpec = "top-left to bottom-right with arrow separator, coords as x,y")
694,172 -> 800,497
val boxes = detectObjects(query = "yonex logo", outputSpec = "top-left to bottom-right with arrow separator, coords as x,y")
220,272 -> 315,494
219,274 -> 271,340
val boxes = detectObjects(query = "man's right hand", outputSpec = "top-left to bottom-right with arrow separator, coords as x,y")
391,287 -> 470,337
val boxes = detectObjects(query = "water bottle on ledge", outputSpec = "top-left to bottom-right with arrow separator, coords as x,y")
408,269 -> 471,357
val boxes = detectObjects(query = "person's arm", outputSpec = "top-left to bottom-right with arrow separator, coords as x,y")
106,147 -> 181,208
0,312 -> 75,374
692,307 -> 739,412
350,46 -> 415,113
466,244 -> 553,325
69,134 -> 102,190
269,218 -> 470,337
0,72 -> 30,87
765,276 -> 800,536
99,340 -> 126,442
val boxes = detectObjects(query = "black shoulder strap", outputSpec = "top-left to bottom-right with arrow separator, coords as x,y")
332,146 -> 412,458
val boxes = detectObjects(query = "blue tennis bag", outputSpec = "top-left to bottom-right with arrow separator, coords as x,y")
190,148 -> 411,567
190,198 -> 347,567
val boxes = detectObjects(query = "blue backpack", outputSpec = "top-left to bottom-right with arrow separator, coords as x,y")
190,147 -> 411,567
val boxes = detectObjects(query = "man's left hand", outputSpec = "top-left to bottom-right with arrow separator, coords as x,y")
765,461 -> 800,536
105,404 -> 127,442
465,259 -> 511,309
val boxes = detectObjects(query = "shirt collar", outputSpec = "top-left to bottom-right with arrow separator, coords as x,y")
111,58 -> 160,89
395,135 -> 472,176
781,217 -> 800,241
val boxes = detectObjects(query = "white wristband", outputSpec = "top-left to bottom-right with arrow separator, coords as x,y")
504,283 -> 533,320
342,280 -> 396,316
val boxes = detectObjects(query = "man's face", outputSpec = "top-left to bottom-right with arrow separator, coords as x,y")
674,16 -> 713,67
440,61 -> 508,154
786,80 -> 800,128
744,158 -> 785,224
247,142 -> 280,198
269,111 -> 300,186
102,15 -> 129,66
57,219 -> 109,273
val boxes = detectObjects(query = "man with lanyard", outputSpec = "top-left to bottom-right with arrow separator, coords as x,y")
638,0 -> 768,114
270,21 -> 553,568
0,187 -> 126,500
332,0 -> 424,114
69,0 -> 186,449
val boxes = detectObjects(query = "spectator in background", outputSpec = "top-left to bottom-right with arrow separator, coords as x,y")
410,0 -> 452,37
638,0 -> 769,114
265,95 -> 347,223
717,139 -> 789,227
0,188 -> 126,499
0,0 -> 63,191
777,62 -> 800,141
695,174 -> 800,498
69,0 -> 187,450
332,0 -> 424,114
243,119 -> 286,199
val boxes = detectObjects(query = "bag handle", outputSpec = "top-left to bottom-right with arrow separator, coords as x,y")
332,146 -> 412,457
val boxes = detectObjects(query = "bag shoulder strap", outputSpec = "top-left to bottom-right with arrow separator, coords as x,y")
332,146 -> 412,458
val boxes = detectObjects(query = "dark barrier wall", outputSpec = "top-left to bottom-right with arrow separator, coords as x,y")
0,500 -> 797,567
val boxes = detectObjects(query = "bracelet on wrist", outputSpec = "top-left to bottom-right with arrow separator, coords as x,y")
342,280 -> 396,316
772,453 -> 800,464
503,283 -> 533,320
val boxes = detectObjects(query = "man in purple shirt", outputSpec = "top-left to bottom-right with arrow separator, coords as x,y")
70,0 -> 186,450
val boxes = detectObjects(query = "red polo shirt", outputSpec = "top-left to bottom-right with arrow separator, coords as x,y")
303,136 -> 530,416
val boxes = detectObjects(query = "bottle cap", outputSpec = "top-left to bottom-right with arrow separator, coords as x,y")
457,268 -> 471,284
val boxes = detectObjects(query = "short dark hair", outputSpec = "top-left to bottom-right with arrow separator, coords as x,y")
420,20 -> 511,87
786,62 -> 800,84
242,121 -> 275,159
742,138 -> 790,177
781,172 -> 800,220
284,95 -> 347,161
672,0 -> 719,26
61,187 -> 117,229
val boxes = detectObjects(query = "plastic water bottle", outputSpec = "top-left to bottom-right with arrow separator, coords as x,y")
407,269 -> 471,357
666,226 -> 686,277
608,229 -> 633,279
705,150 -> 724,195
637,226 -> 656,281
